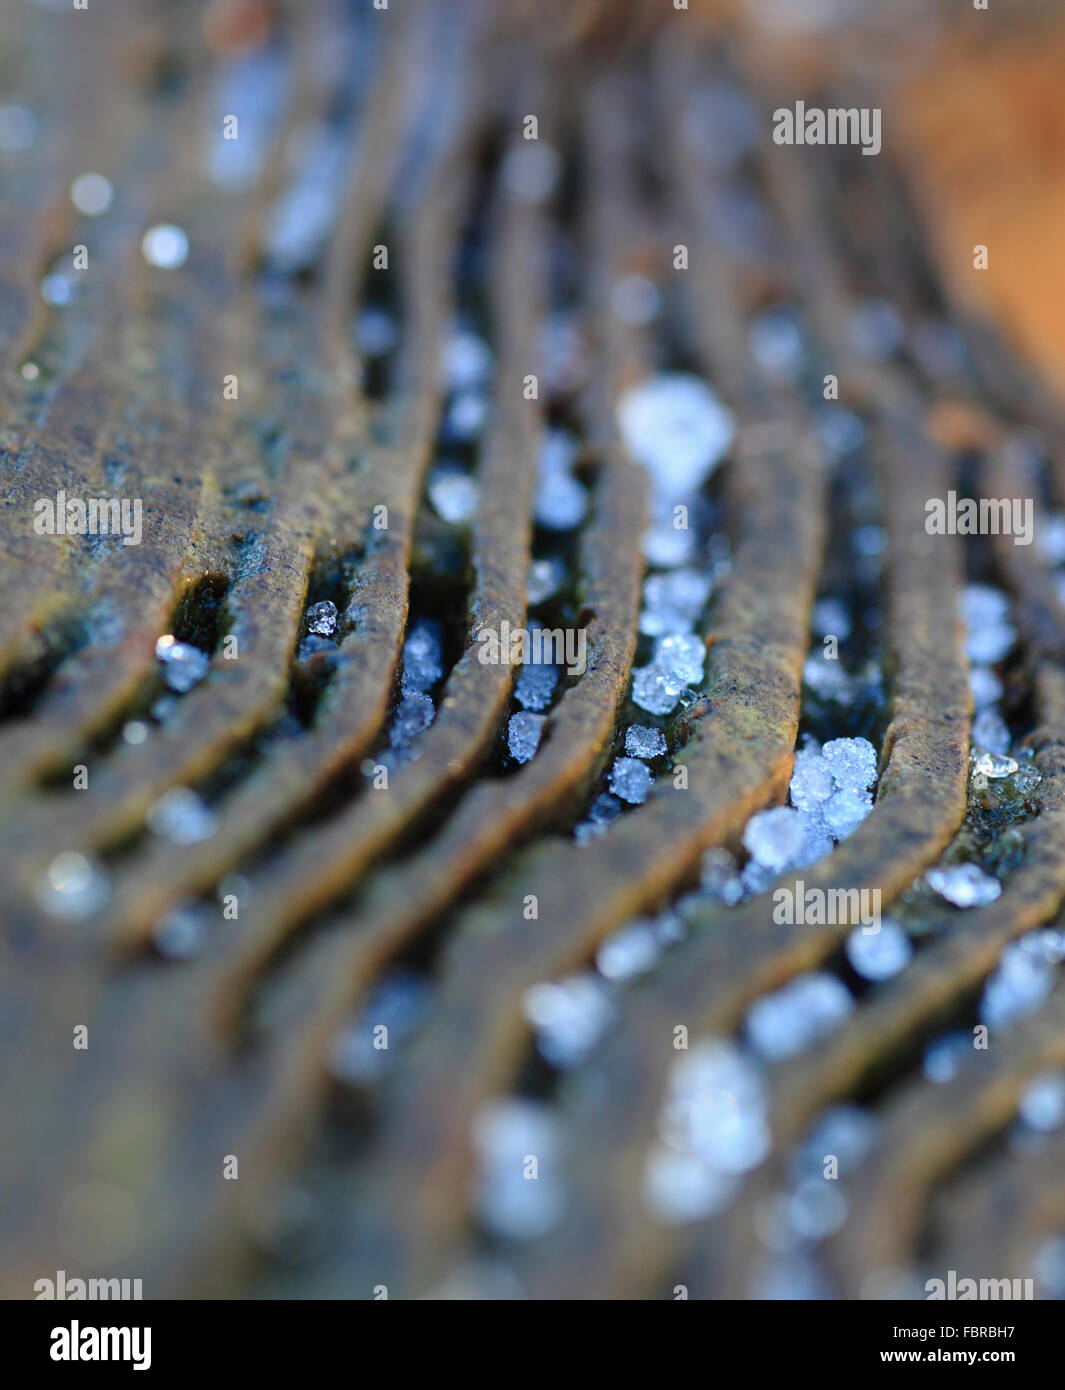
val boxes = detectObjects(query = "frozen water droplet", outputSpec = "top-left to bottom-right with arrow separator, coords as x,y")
507,711 -> 545,764
688,1093 -> 771,1173
643,1145 -> 737,1224
1018,1072 -> 1065,1132
791,1106 -> 877,1180
610,274 -> 659,326
969,666 -> 1003,710
802,653 -> 853,702
41,272 -> 73,306
625,725 -> 667,759
653,632 -> 705,685
1012,764 -> 1043,798
297,634 -> 337,664
653,910 -> 687,945
596,922 -> 660,981
632,665 -> 683,716
540,431 -> 578,475
791,809 -> 834,867
821,737 -> 878,793
981,939 -> 1055,1030
1038,513 -> 1065,564
609,757 -> 653,805
700,847 -> 745,905
0,104 -> 37,153
821,787 -> 873,840
327,1021 -> 388,1085
639,568 -> 712,636
304,600 -> 338,637
789,741 -> 834,811
749,1251 -> 836,1301
428,466 -> 479,523
959,585 -> 1015,664
849,299 -> 904,359
740,859 -> 776,897
811,597 -> 851,641
748,308 -> 803,376
142,223 -> 189,269
153,902 -> 211,959
443,330 -> 493,392
401,618 -> 444,694
971,708 -> 1011,755
960,583 -> 1011,629
745,974 -> 853,1060
522,975 -> 613,1069
973,751 -> 1018,780
354,308 -> 397,357
35,851 -> 110,920
328,971 -> 429,1084
526,557 -> 565,605
589,793 -> 622,825
146,787 -> 217,845
391,691 -> 434,747
845,922 -> 912,981
534,470 -> 587,531
155,634 -> 210,693
71,172 -> 113,217
923,1032 -> 972,1084
472,1099 -> 563,1239
1033,928 -> 1065,964
927,863 -> 1001,908
853,525 -> 886,558
515,661 -> 559,712
617,374 -> 734,497
574,820 -> 607,845
1034,1237 -> 1065,1297
787,1179 -> 847,1239
911,319 -> 966,377
500,141 -> 561,204
742,806 -> 806,872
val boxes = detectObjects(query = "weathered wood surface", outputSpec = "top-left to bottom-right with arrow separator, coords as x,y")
2,0 -> 1065,1300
